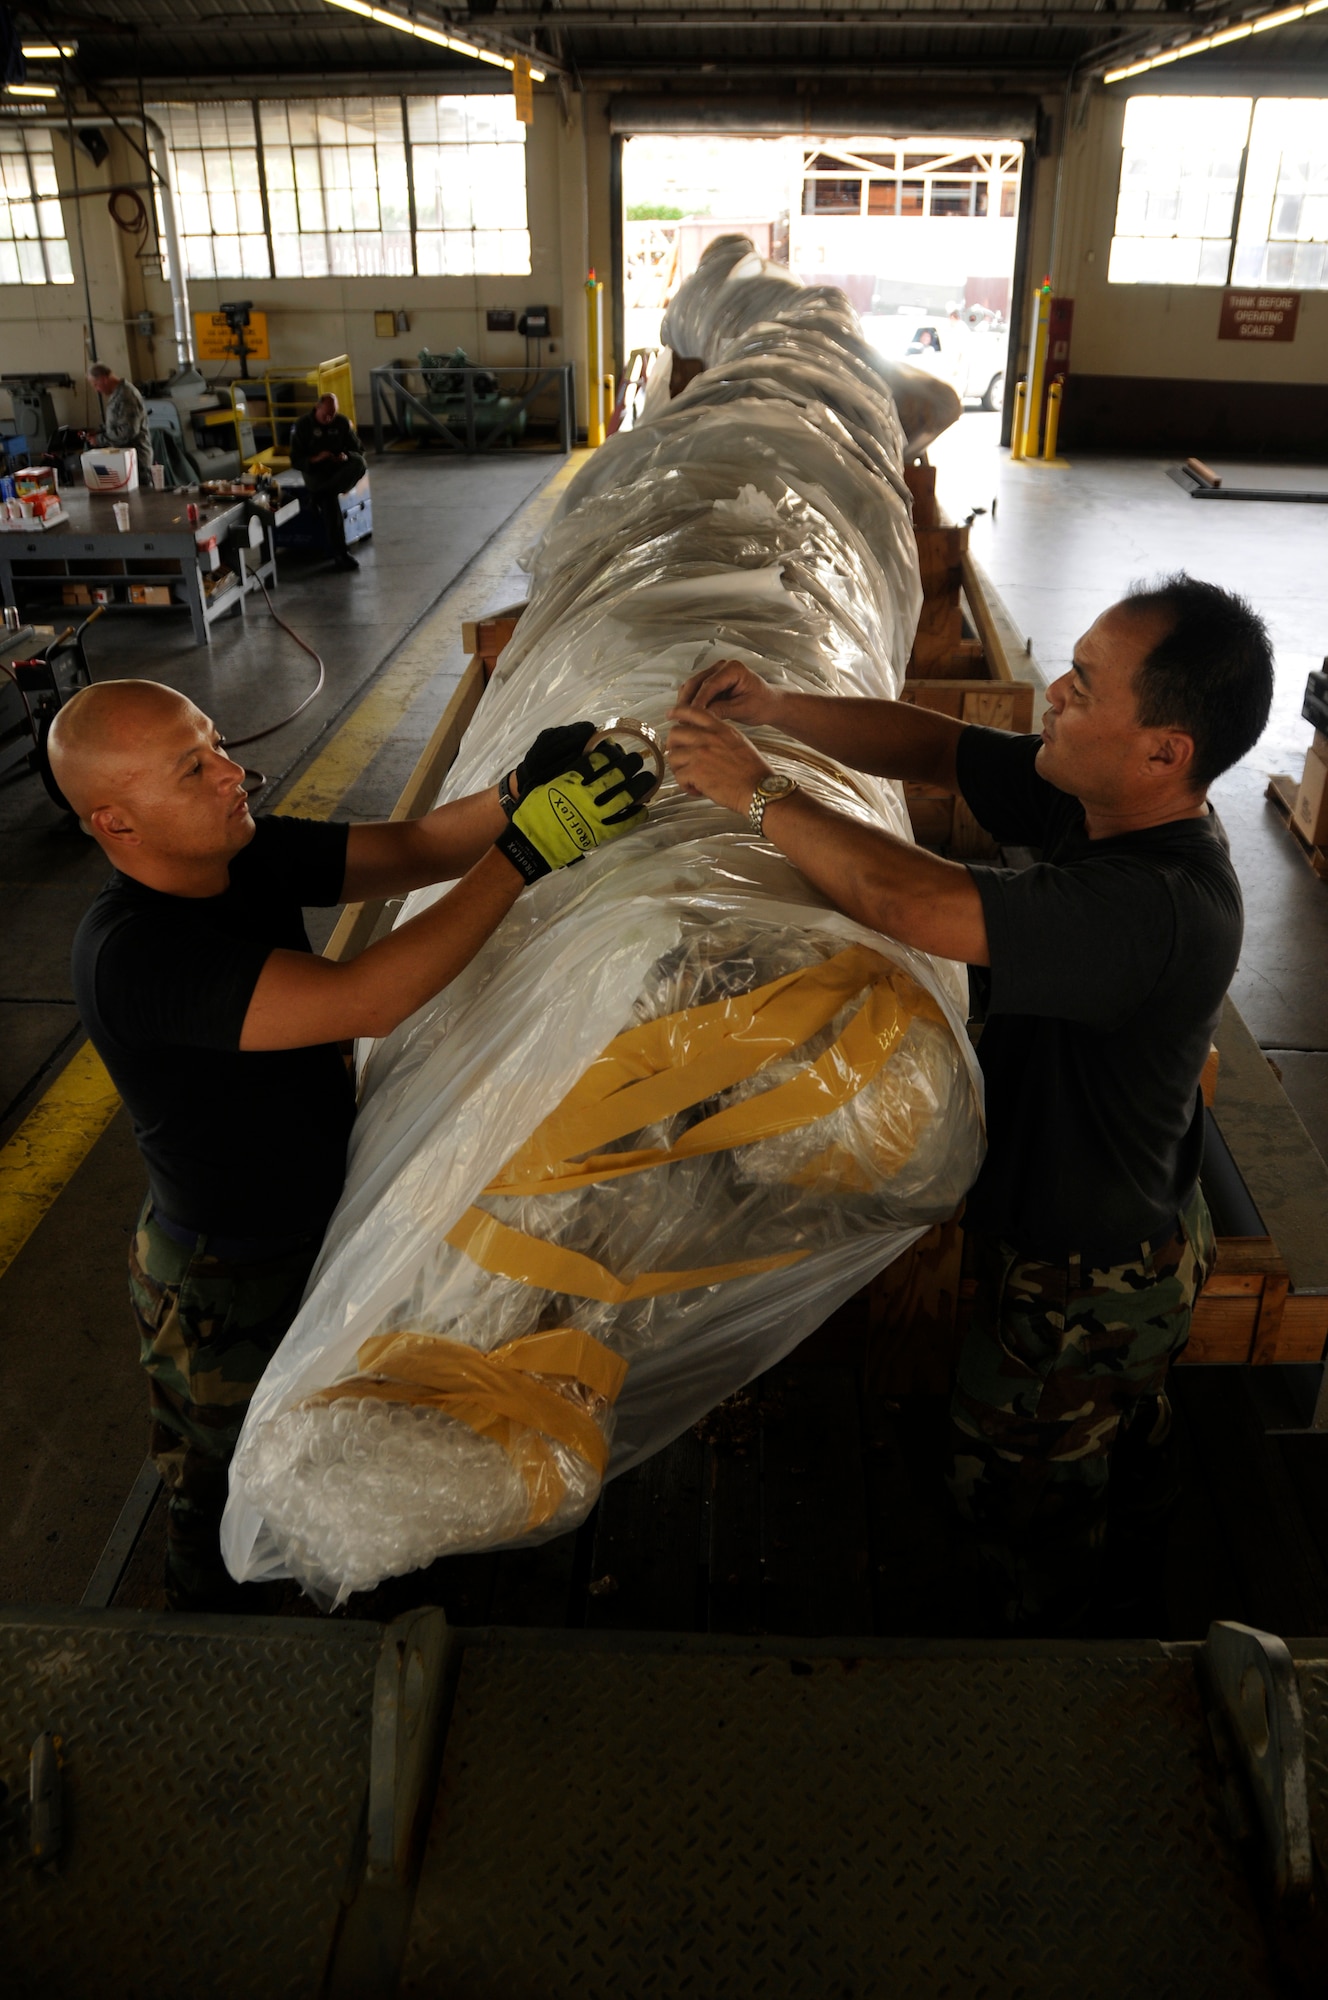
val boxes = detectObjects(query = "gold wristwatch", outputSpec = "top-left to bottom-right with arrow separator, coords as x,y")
748,772 -> 798,835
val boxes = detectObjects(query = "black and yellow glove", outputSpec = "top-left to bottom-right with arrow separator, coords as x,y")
499,720 -> 597,817
495,742 -> 653,883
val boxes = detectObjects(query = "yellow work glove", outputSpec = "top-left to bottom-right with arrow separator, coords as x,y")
495,743 -> 652,883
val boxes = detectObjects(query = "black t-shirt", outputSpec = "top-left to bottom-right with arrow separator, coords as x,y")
71,816 -> 355,1239
289,412 -> 362,469
956,727 -> 1243,1264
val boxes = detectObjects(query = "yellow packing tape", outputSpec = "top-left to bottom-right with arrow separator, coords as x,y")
311,1325 -> 628,1529
447,1204 -> 810,1303
445,945 -> 943,1298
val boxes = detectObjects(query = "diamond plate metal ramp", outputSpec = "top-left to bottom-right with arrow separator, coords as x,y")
0,1608 -> 381,2000
400,1632 -> 1282,2000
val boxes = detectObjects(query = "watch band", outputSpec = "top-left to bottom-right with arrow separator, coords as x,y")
498,772 -> 519,819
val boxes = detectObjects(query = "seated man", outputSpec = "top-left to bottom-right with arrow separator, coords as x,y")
288,391 -> 366,574
667,573 -> 1274,1633
87,361 -> 153,485
49,685 -> 649,1610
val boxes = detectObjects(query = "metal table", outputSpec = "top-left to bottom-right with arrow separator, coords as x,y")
0,486 -> 287,648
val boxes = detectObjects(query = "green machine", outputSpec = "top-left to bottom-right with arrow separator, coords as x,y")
401,348 -> 528,445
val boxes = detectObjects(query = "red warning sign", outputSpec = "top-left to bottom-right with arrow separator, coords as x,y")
1218,290 -> 1300,343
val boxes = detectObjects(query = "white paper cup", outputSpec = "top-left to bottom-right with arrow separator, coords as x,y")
113,502 -> 131,531
150,464 -> 165,490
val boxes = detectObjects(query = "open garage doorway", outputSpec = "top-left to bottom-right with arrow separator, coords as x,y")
619,130 -> 1026,434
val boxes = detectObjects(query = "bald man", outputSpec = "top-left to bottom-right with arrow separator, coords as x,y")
54,680 -> 651,1610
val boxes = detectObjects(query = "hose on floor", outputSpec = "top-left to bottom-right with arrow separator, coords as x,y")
220,569 -> 328,791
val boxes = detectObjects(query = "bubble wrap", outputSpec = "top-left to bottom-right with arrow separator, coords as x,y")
222,252 -> 985,1607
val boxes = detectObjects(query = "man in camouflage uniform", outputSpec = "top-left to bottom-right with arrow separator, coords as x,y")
668,573 -> 1273,1631
52,682 -> 649,1610
88,362 -> 153,485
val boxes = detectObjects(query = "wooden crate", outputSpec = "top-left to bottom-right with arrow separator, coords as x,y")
461,602 -> 526,683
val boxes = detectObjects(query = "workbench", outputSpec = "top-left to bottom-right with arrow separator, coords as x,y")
0,485 -> 291,648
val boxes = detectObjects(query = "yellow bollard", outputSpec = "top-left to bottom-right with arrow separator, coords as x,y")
1023,278 -> 1053,457
1042,378 -> 1064,462
1009,379 -> 1027,462
585,272 -> 606,448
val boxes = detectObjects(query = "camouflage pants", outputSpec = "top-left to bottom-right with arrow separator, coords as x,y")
948,1188 -> 1216,1632
128,1201 -> 320,1610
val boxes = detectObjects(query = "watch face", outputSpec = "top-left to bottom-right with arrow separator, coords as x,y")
760,773 -> 795,799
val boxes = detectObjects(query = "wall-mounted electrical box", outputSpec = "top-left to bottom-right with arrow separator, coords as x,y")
518,305 -> 551,338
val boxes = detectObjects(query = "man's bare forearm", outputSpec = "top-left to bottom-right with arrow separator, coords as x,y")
342,789 -> 508,900
770,691 -> 966,791
241,848 -> 523,1049
760,789 -> 989,965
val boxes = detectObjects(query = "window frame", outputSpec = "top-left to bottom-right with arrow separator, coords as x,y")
1107,92 -> 1328,292
0,126 -> 74,287
149,91 -> 530,284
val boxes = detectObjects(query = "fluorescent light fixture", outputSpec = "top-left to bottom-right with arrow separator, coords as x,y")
21,42 -> 77,58
1105,0 -> 1324,80
5,82 -> 60,97
323,0 -> 546,79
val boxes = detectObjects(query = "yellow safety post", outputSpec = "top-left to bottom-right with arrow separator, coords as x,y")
1009,379 -> 1028,462
1022,278 -> 1053,458
1042,377 -> 1064,462
585,271 -> 607,447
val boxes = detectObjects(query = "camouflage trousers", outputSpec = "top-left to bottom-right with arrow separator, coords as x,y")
948,1188 -> 1216,1632
128,1201 -> 320,1610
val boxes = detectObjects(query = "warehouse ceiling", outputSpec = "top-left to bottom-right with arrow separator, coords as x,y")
10,0 -> 1328,95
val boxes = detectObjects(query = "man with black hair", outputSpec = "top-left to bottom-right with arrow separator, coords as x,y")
667,573 -> 1274,1633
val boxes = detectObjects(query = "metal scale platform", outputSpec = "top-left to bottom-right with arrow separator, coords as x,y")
4,1608 -> 1327,1996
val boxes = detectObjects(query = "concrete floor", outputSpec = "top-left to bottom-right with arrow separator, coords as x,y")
2,420 -> 1326,1610
931,414 -> 1328,1159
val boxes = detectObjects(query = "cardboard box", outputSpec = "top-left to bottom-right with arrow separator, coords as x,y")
62,583 -> 93,606
127,584 -> 171,606
80,448 -> 139,493
1294,738 -> 1328,847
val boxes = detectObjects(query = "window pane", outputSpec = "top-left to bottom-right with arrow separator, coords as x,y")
1110,95 -> 1250,287
0,131 -> 70,285
1237,98 -> 1328,289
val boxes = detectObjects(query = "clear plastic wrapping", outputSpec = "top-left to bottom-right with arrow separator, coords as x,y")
658,232 -> 961,455
221,247 -> 984,1607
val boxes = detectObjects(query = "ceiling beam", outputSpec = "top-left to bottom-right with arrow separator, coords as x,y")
477,4 -> 1224,23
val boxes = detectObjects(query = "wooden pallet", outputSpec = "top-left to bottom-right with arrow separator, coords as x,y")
1267,772 -> 1328,880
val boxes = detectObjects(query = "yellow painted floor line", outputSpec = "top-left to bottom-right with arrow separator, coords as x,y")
0,1042 -> 123,1283
0,451 -> 588,1280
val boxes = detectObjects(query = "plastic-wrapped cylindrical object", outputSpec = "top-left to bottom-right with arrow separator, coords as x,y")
659,234 -> 961,456
221,251 -> 985,1608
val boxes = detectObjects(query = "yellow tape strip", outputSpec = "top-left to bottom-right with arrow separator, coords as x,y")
443,946 -> 941,1298
310,1323 -> 628,1528
446,1205 -> 809,1303
489,976 -> 922,1198
500,943 -> 905,1185
0,1042 -> 122,1283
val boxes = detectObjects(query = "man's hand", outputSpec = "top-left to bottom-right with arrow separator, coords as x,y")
496,745 -> 653,883
666,703 -> 773,814
505,720 -> 597,812
675,658 -> 782,725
